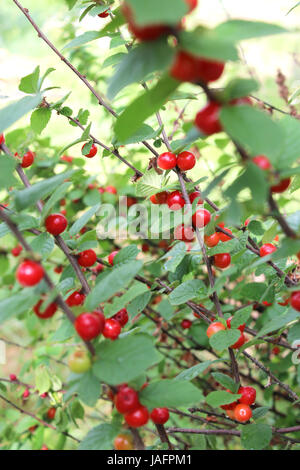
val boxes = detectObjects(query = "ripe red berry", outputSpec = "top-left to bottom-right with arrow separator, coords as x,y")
262,301 -> 272,307
260,243 -> 277,257
45,213 -> 68,236
10,374 -> 17,381
77,249 -> 97,267
157,152 -> 177,170
123,4 -> 169,42
167,191 -> 185,210
150,194 -> 159,205
141,243 -> 150,252
186,0 -> 198,12
226,316 -> 245,332
98,9 -> 109,18
230,332 -> 246,350
181,319 -> 192,329
16,260 -> 44,287
170,51 -> 224,83
115,386 -> 140,414
54,265 -> 63,274
66,291 -> 86,307
150,407 -> 169,425
0,134 -> 5,146
204,233 -> 220,247
11,244 -> 23,257
21,150 -> 35,168
177,151 -> 196,171
82,143 -> 97,158
252,155 -> 272,171
174,224 -> 195,242
238,386 -> 256,406
214,253 -> 231,269
34,300 -> 58,319
271,178 -> 291,194
23,389 -> 30,399
189,191 -> 203,205
206,321 -> 226,338
61,155 -> 73,163
93,263 -> 104,274
47,407 -> 56,420
218,228 -> 232,242
103,318 -> 121,340
234,404 -> 252,423
195,102 -> 222,135
125,406 -> 149,428
272,346 -> 280,355
155,191 -> 169,204
112,308 -> 129,327
291,291 -> 300,312
108,250 -> 119,266
114,433 -> 134,451
74,312 -> 105,341
192,208 -> 211,228
105,185 -> 117,194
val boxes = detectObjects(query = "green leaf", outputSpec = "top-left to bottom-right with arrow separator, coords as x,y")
93,334 -> 161,385
240,283 -> 268,301
230,306 -> 252,329
115,74 -> 179,141
40,182 -> 72,221
175,360 -> 224,381
223,78 -> 259,101
30,233 -> 55,259
220,105 -> 285,163
35,366 -> 51,394
69,204 -> 100,237
107,40 -> 175,99
209,329 -> 241,350
14,170 -> 75,210
169,279 -> 206,305
30,108 -> 51,134
0,291 -> 40,324
0,154 -> 18,189
116,124 -> 161,146
19,66 -> 40,94
241,424 -> 272,450
77,371 -> 101,407
63,31 -> 102,50
127,291 -> 152,317
257,309 -> 300,338
252,407 -> 270,419
215,20 -> 288,42
179,30 -> 239,62
71,400 -> 84,421
85,260 -> 143,310
114,245 -> 139,264
78,423 -> 120,450
277,116 -> 300,169
140,380 -> 204,408
0,94 -> 42,134
211,372 -> 239,393
105,282 -> 148,317
225,163 -> 268,209
161,242 -> 186,273
135,169 -> 164,198
206,391 -> 241,407
126,0 -> 188,25
247,220 -> 265,236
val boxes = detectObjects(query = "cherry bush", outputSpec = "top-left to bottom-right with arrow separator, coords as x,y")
0,0 -> 300,451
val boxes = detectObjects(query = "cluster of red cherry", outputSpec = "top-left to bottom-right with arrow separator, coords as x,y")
207,316 -> 247,350
109,383 -> 169,428
221,386 -> 256,423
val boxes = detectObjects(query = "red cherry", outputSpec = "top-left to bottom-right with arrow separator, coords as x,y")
234,404 -> 252,423
126,196 -> 137,207
66,291 -> 86,307
206,321 -> 226,338
177,151 -> 196,171
170,51 -> 224,83
226,316 -> 245,332
47,407 -> 56,420
192,208 -> 211,228
98,9 -> 109,18
167,191 -> 185,210
278,297 -> 290,306
41,445 -> 49,450
186,0 -> 198,12
45,213 -> 68,236
114,433 -> 134,450
16,260 -> 44,287
150,194 -> 159,205
238,386 -> 256,406
103,318 -> 121,340
195,102 -> 222,135
23,389 -> 30,399
218,228 -> 232,242
194,57 -> 225,83
61,155 -> 73,163
157,152 -> 177,170
271,178 -> 291,193
115,386 -> 140,414
189,191 -> 203,205
77,249 -> 97,267
141,243 -> 150,252
112,308 -> 129,327
0,134 -> 5,145
108,250 -> 119,266
34,300 -> 57,319
230,332 -> 246,350
54,265 -> 63,274
260,243 -> 277,257
220,390 -> 238,411
291,291 -> 300,312
10,374 -> 17,381
21,150 -> 35,168
204,233 -> 220,247
213,253 -> 231,269
174,224 -> 195,242
82,143 -> 97,158
181,319 -> 192,329
155,191 -> 168,204
150,407 -> 169,425
262,301 -> 272,307
272,346 -> 280,355
244,218 -> 250,226
125,406 -> 149,428
123,4 -> 170,42
74,312 -> 105,341
105,186 -> 117,194
11,244 -> 23,257
252,155 -> 272,171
